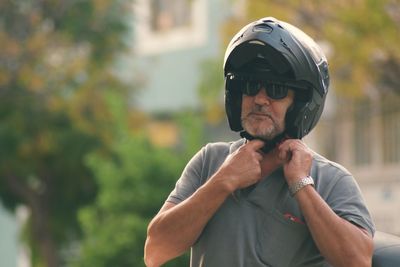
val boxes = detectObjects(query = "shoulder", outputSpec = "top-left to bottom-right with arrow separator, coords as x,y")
311,151 -> 352,178
189,139 -> 244,178
310,151 -> 357,191
185,139 -> 244,169
202,139 -> 245,156
310,151 -> 363,197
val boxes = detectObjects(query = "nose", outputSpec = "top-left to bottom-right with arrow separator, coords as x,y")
254,87 -> 271,105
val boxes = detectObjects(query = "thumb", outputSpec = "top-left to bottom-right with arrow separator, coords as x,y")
246,139 -> 265,151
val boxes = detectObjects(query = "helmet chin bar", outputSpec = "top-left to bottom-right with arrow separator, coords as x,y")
240,131 -> 289,154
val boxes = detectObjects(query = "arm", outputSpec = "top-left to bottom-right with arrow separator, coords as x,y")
144,140 -> 265,267
278,140 -> 373,267
144,175 -> 233,267
295,185 -> 373,267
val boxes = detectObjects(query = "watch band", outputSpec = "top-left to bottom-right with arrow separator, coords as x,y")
289,176 -> 314,197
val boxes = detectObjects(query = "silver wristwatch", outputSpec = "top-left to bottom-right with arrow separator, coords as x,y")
289,176 -> 314,197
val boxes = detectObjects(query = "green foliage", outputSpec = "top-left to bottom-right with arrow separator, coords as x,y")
322,0 -> 400,96
73,113 -> 200,266
77,139 -> 182,266
0,0 -> 132,266
75,137 -> 174,266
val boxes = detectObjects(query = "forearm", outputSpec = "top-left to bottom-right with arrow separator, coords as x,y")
295,186 -> 373,267
144,175 -> 232,267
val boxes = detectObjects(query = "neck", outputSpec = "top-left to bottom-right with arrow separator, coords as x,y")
260,147 -> 284,178
239,130 -> 288,177
240,130 -> 287,153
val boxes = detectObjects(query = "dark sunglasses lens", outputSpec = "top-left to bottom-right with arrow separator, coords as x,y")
229,78 -> 244,92
230,76 -> 290,99
243,81 -> 261,96
266,84 -> 289,99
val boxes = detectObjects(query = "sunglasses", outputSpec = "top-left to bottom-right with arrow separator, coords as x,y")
228,76 -> 291,100
241,80 -> 290,99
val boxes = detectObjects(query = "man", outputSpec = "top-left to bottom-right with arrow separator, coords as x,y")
144,17 -> 375,267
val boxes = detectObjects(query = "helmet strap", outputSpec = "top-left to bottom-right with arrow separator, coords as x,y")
239,131 -> 288,153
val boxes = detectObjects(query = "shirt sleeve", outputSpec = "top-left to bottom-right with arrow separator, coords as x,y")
166,146 -> 206,204
165,141 -> 238,205
326,174 -> 376,237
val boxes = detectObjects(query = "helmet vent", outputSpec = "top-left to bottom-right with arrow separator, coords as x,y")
253,24 -> 273,33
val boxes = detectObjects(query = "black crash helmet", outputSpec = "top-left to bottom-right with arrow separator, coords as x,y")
223,17 -> 330,139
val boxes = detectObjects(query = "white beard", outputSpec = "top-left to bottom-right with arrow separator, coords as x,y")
241,107 -> 285,140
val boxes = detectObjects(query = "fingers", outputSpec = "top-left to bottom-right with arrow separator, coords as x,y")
277,140 -> 293,161
241,140 -> 265,162
278,139 -> 313,184
278,144 -> 291,162
278,139 -> 308,160
245,139 -> 266,155
247,139 -> 265,149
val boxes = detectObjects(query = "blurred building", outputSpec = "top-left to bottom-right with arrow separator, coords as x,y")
125,0 -> 239,147
129,0 -> 231,112
309,91 -> 400,235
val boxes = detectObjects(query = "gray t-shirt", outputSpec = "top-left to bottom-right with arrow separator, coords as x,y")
167,139 -> 375,267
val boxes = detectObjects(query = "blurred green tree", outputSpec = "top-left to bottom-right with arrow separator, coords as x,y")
73,95 -> 199,267
0,1 -> 132,266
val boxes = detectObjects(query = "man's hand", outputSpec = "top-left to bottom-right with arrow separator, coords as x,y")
215,139 -> 265,191
277,139 -> 313,185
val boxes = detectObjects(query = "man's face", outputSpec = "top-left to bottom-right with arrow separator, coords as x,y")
241,86 -> 294,140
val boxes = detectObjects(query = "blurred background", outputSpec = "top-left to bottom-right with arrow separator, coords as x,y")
0,0 -> 399,266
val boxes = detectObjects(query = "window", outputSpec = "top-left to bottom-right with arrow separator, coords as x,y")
134,0 -> 207,55
150,0 -> 191,32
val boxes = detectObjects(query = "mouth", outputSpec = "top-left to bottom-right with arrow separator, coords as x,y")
249,112 -> 273,120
